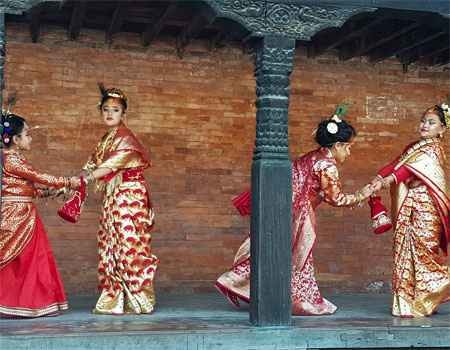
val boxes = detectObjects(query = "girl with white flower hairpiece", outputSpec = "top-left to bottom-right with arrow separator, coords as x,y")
216,103 -> 374,315
370,102 -> 450,318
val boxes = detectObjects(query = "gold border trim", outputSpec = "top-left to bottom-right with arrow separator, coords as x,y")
0,302 -> 68,318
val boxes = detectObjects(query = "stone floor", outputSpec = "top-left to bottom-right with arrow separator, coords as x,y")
1,293 -> 450,350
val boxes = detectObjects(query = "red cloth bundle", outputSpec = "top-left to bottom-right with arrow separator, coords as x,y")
232,190 -> 251,216
57,177 -> 87,223
368,195 -> 392,235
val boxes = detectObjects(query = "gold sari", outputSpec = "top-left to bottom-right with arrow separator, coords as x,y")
84,123 -> 158,315
388,138 -> 450,317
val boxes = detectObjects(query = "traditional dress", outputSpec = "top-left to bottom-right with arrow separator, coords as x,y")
377,138 -> 450,317
216,147 -> 362,315
0,149 -> 69,317
84,122 -> 158,315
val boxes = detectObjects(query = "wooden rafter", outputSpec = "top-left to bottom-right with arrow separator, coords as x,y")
176,7 -> 216,57
433,49 -> 450,66
309,13 -> 388,58
209,30 -> 225,50
340,20 -> 421,61
105,1 -> 125,44
369,28 -> 447,63
420,45 -> 450,63
400,37 -> 449,65
141,3 -> 177,47
29,5 -> 42,43
68,0 -> 86,41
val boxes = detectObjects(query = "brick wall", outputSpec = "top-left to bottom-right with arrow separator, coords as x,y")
4,23 -> 450,295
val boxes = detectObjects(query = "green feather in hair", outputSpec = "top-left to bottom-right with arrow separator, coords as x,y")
334,102 -> 350,118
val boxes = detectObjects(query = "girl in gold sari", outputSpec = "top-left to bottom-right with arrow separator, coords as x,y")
371,104 -> 450,317
82,85 -> 158,315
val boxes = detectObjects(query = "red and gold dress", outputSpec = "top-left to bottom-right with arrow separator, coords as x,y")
0,149 -> 69,317
83,122 -> 158,315
377,138 -> 450,317
216,147 -> 362,315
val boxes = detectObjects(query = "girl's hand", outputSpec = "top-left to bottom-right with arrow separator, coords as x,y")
69,176 -> 81,189
360,184 -> 374,200
371,179 -> 383,192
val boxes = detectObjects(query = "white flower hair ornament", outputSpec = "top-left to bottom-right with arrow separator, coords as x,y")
326,121 -> 339,134
326,102 -> 350,135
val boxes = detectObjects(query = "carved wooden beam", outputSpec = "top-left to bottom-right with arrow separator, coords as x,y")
1,1 -> 63,15
141,2 -> 177,47
176,6 -> 216,57
29,4 -> 42,42
68,0 -> 86,41
283,0 -> 450,17
205,1 -> 376,40
105,1 -> 125,44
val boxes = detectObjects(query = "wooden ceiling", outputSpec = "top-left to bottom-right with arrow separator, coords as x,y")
6,0 -> 450,68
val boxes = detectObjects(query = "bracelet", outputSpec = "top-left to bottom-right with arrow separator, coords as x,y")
85,169 -> 95,184
381,176 -> 392,189
355,190 -> 364,203
63,177 -> 71,189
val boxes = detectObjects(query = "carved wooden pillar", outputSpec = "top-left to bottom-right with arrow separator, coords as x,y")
250,35 -> 295,326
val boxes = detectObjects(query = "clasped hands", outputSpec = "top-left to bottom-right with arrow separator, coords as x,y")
357,174 -> 394,203
369,174 -> 394,193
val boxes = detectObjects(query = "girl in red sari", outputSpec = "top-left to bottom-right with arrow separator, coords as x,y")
82,85 -> 158,315
0,113 -> 79,317
371,104 -> 450,317
216,113 -> 373,315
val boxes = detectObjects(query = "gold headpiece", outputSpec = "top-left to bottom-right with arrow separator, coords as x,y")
98,83 -> 128,109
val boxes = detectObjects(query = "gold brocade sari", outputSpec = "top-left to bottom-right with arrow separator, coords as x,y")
389,138 -> 450,317
84,123 -> 158,315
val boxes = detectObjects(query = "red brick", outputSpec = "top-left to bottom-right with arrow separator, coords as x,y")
4,23 -> 450,295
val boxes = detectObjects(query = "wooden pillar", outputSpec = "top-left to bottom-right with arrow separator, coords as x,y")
250,35 -> 295,326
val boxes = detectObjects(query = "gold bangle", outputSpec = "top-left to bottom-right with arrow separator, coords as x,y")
381,176 -> 391,189
355,190 -> 363,203
64,177 -> 71,188
85,170 -> 95,184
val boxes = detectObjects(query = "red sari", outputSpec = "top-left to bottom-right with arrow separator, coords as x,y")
0,149 -> 69,317
216,147 -> 362,315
